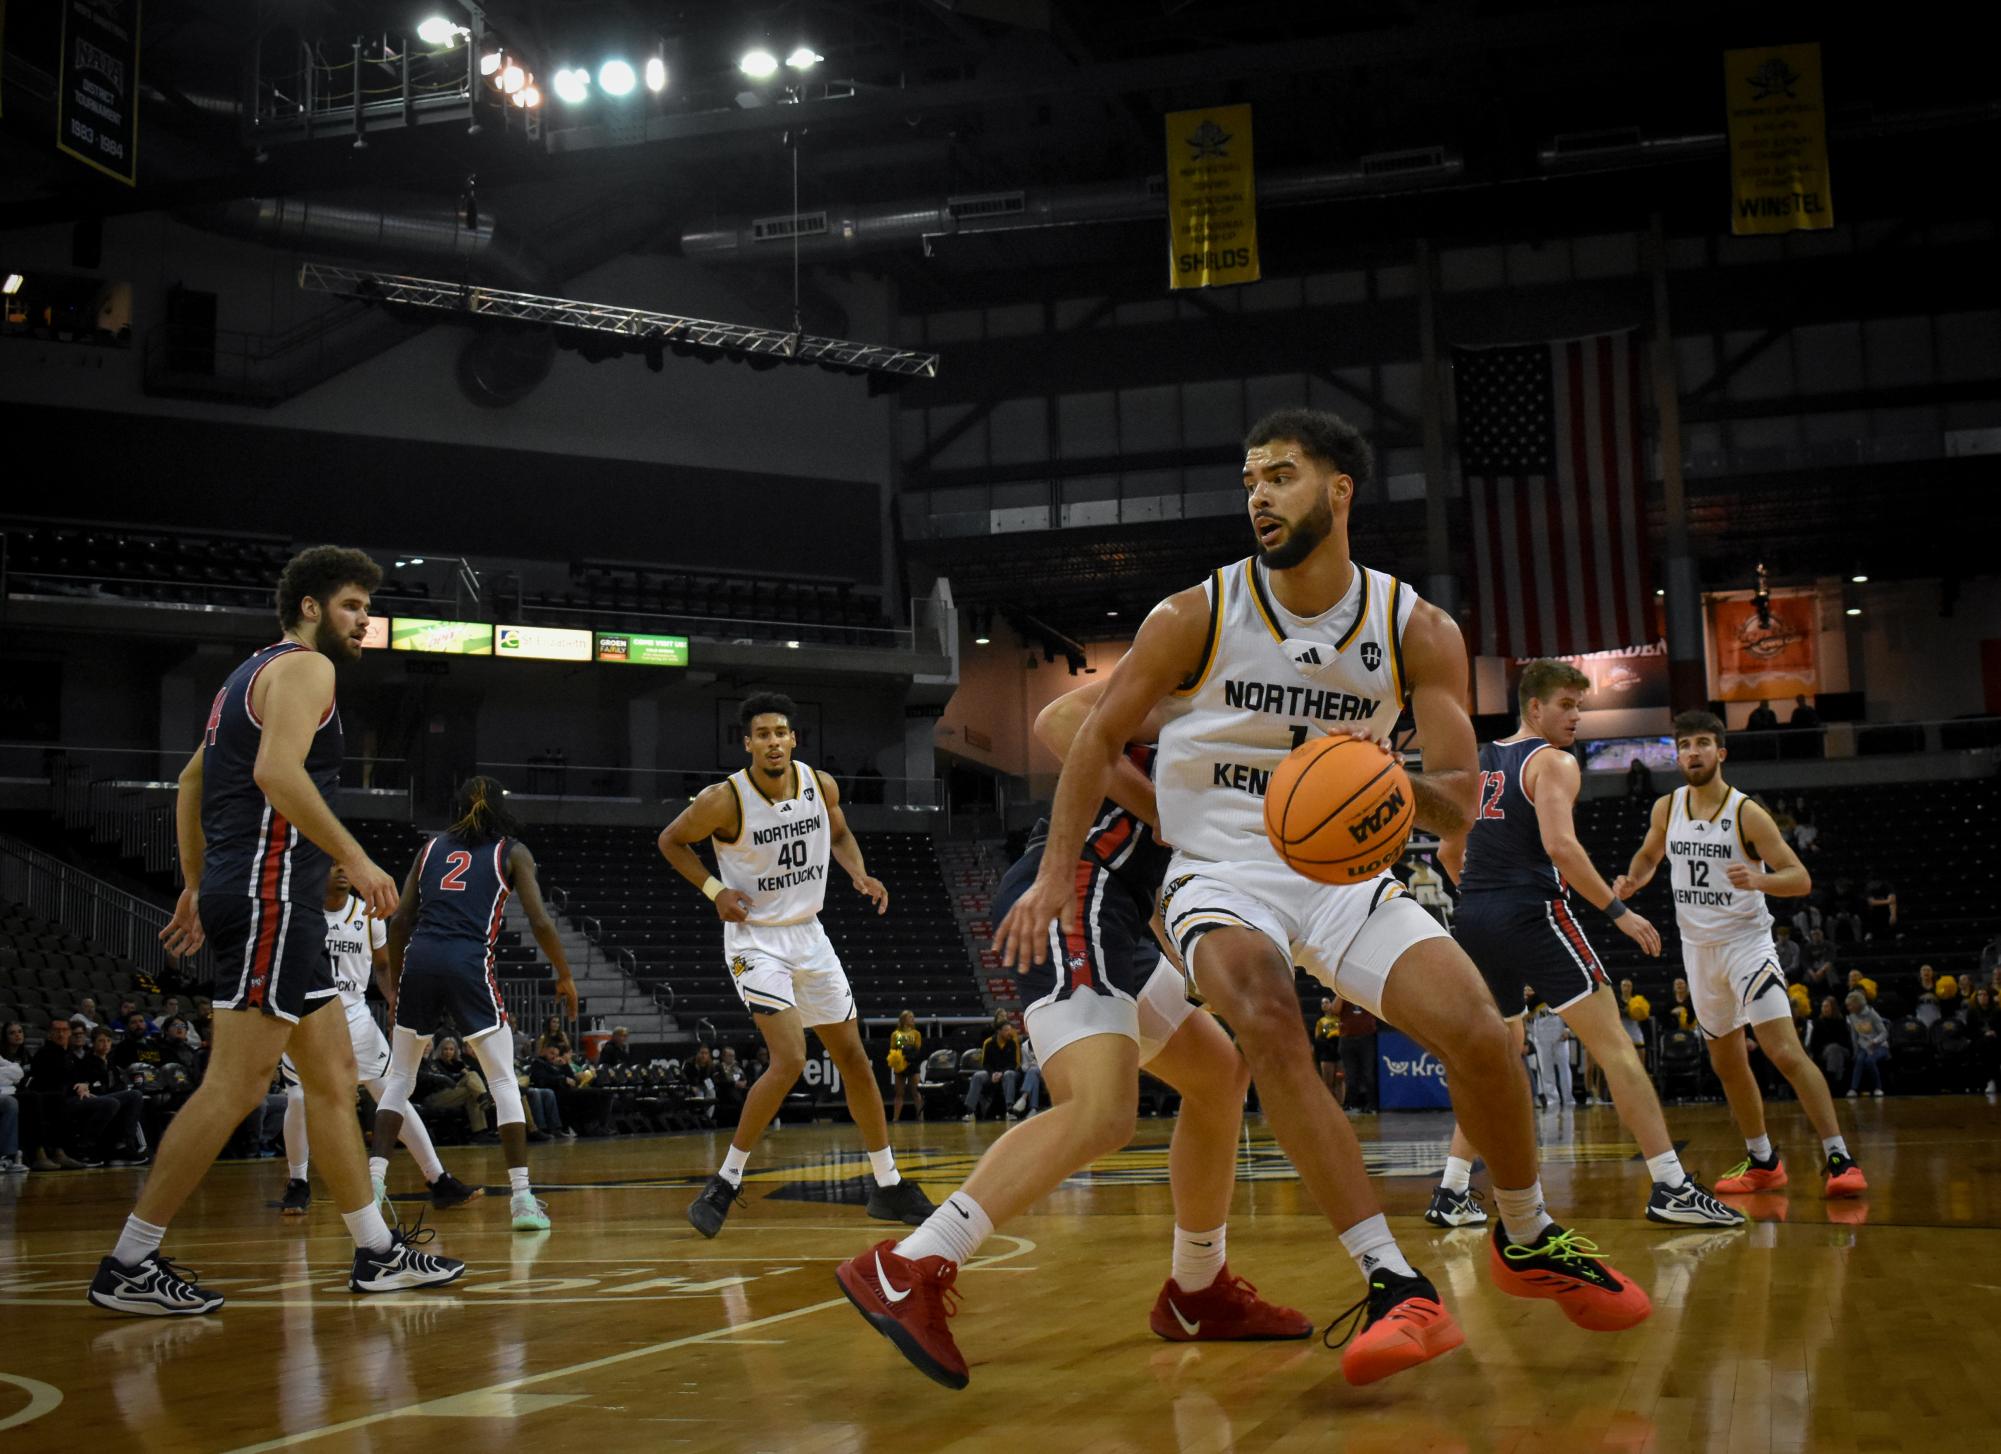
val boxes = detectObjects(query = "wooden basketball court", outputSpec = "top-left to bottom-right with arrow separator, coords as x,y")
3,1098 -> 1997,1452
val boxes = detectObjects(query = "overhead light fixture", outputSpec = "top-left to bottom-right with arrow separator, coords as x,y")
499,62 -> 525,93
974,634 -> 991,645
514,84 -> 541,109
786,46 -> 823,70
552,68 -> 588,103
1105,609 -> 1119,618
1851,573 -> 1869,583
478,49 -> 503,77
1,274 -> 22,295
416,16 -> 466,46
1845,607 -> 1862,617
1655,587 -> 1665,597
598,58 -> 636,95
739,47 -> 779,78
784,640 -> 801,649
645,57 -> 667,92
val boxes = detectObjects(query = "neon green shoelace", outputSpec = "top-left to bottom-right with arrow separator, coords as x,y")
1719,1157 -> 1752,1180
1504,1228 -> 1603,1267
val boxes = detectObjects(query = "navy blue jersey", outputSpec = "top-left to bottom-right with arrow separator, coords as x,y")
1457,737 -> 1568,900
408,832 -> 515,965
198,641 -> 343,907
1024,744 -> 1172,916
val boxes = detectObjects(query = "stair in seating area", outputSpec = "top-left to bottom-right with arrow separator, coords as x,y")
937,838 -> 1018,1025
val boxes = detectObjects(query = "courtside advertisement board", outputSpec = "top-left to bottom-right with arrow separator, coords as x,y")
391,618 -> 494,655
595,632 -> 689,667
497,625 -> 592,662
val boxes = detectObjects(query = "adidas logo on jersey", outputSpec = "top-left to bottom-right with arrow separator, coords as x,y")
1292,644 -> 1323,667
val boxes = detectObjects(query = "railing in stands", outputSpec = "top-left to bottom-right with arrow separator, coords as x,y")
474,758 -> 942,811
4,743 -> 411,798
0,831 -> 209,987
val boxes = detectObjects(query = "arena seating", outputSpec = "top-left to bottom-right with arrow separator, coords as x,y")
0,902 -> 138,1029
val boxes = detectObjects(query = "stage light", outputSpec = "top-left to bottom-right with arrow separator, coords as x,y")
1,274 -> 22,295
786,47 -> 823,70
1845,607 -> 1862,617
1851,573 -> 1869,583
784,640 -> 801,649
513,84 -> 541,108
416,16 -> 462,46
553,68 -> 588,103
598,59 -> 636,95
499,62 -> 525,93
974,635 -> 991,645
645,57 -> 667,92
739,48 -> 778,78
478,49 -> 502,77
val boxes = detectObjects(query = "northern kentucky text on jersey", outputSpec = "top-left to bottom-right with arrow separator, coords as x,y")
1221,678 -> 1382,723
757,862 -> 826,893
1668,836 -> 1737,906
750,817 -> 820,846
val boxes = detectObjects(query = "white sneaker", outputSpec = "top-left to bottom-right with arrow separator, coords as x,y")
1,1154 -> 28,1175
1846,1090 -> 1858,1098
1010,1099 -> 1026,1114
1872,1089 -> 1883,1098
511,1190 -> 551,1231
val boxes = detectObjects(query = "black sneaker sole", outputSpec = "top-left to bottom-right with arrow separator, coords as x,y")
687,1205 -> 728,1238
431,1187 -> 486,1211
835,1265 -> 968,1390
865,1197 -> 933,1226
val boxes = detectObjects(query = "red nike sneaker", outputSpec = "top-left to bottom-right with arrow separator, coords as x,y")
1487,1221 -> 1651,1332
1326,1266 -> 1465,1386
1148,1266 -> 1313,1342
836,1239 -> 969,1390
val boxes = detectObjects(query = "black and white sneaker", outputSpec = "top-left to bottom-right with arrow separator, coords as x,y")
1423,1185 -> 1490,1228
87,1252 -> 225,1317
428,1171 -> 485,1211
865,1177 -> 936,1226
1645,1177 -> 1746,1227
280,1178 -> 312,1216
349,1222 -> 465,1293
686,1173 -> 744,1239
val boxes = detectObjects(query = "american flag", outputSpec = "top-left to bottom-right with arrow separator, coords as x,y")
1455,330 -> 1652,658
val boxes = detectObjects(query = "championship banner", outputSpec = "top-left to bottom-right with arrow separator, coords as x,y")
1707,589 -> 1819,702
1164,103 -> 1259,290
1506,641 -> 1670,713
57,0 -> 140,186
1376,1029 -> 1452,1111
1724,42 -> 1832,235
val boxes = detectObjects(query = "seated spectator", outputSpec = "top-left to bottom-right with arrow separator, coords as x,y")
1789,694 -> 1820,728
424,1036 -> 490,1138
1773,925 -> 1801,977
1845,991 -> 1890,1098
1800,950 -> 1838,1000
109,1013 -> 160,1073
1912,965 -> 1940,1026
1966,987 -> 2001,1093
112,999 -> 147,1033
1768,797 -> 1797,843
1625,756 -> 1655,800
716,1046 -> 749,1124
73,1027 -> 146,1164
1746,699 -> 1779,731
679,1045 -> 718,1125
0,1027 -> 23,1174
26,1019 -> 98,1168
1405,854 -> 1452,926
72,997 -> 102,1031
1667,977 -> 1697,1033
535,1015 -> 569,1056
1806,994 -> 1852,1087
597,1027 -> 636,1069
964,1020 -> 1023,1121
529,1042 -> 599,1136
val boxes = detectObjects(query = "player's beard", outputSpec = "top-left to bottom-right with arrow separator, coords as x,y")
1258,493 -> 1334,570
311,613 -> 360,663
1682,758 -> 1718,786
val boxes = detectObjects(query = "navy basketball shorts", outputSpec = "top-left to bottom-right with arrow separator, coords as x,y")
394,942 -> 509,1041
1454,892 -> 1609,1018
204,894 -> 339,1024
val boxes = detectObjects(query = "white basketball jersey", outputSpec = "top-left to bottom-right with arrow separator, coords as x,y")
1157,558 -> 1417,865
714,759 -> 832,926
1663,785 -> 1772,945
323,894 -> 385,1006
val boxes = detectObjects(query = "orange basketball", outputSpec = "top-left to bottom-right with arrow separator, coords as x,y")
1262,735 -> 1414,885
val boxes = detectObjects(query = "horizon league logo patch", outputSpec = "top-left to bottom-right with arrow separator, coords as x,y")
1360,641 -> 1382,671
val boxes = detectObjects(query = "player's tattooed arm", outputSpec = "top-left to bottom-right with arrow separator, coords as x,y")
1399,601 -> 1478,837
1613,794 -> 1674,899
1736,799 -> 1813,898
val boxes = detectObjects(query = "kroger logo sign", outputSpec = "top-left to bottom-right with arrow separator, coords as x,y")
1377,1029 -> 1453,1109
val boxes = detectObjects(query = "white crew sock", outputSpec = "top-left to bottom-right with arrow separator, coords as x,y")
1441,1155 -> 1474,1194
342,1203 -> 394,1254
1338,1213 -> 1416,1280
1746,1133 -> 1775,1163
719,1145 -> 751,1187
1821,1135 -> 1849,1160
1171,1224 -> 1227,1292
508,1165 -> 532,1195
288,1161 -> 309,1182
1645,1150 -> 1687,1187
896,1192 -> 992,1268
867,1146 -> 901,1187
367,1155 -> 389,1187
1493,1183 -> 1554,1245
111,1215 -> 166,1267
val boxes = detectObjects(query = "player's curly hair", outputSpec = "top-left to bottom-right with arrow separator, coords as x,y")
739,692 -> 799,733
1244,408 -> 1375,491
448,775 -> 524,846
275,545 -> 382,629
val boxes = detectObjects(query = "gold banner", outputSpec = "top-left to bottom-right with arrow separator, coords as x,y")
1724,42 -> 1833,235
1165,103 -> 1260,289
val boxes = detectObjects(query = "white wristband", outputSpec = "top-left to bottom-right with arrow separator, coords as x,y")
702,876 -> 724,901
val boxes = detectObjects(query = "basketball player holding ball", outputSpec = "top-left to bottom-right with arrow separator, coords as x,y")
997,409 -> 1651,1367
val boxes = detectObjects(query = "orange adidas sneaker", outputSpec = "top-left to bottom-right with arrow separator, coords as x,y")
1714,1152 -> 1788,1194
1488,1221 -> 1651,1332
1823,1151 -> 1868,1198
1149,1266 -> 1313,1342
1325,1267 -> 1466,1386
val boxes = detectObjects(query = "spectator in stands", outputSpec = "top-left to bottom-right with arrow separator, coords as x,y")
114,999 -> 143,1032
598,1028 -> 636,1070
1336,996 -> 1379,1112
1914,965 -> 1940,1020
0,1028 -> 23,1174
1864,877 -> 1899,940
1804,927 -> 1837,975
887,1011 -> 924,1123
518,1069 -> 560,1143
1789,694 -> 1821,729
536,1016 -> 569,1055
1791,799 -> 1819,852
1966,987 -> 2001,1093
26,1019 -> 97,1168
73,997 -> 101,1031
4,1021 -> 28,1066
529,1043 -> 592,1137
1012,1037 -> 1044,1116
1807,995 -> 1852,1087
1846,968 -> 1878,1003
1746,699 -> 1779,731
155,1018 -> 200,1075
1625,755 -> 1655,801
750,1043 -> 772,1080
681,1046 -> 718,1125
1800,952 -> 1838,1003
1668,978 -> 1697,1033
1793,902 -> 1826,943
1845,991 -> 1890,1097
1404,853 -> 1452,927
77,1027 -> 146,1164
1773,925 -> 1801,977
1768,797 -> 1798,843
1312,996 -> 1341,1094
716,1046 -> 749,1124
1829,878 -> 1865,945
963,1020 -> 1023,1121
110,1014 -> 160,1073
424,1037 -> 490,1139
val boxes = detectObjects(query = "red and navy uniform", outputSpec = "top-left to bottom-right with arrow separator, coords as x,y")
993,745 -> 1174,1009
200,641 -> 343,1022
1454,736 -> 1607,1015
394,832 -> 514,1040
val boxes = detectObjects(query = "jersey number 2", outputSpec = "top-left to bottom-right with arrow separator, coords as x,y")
439,851 -> 473,892
1478,771 -> 1507,820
